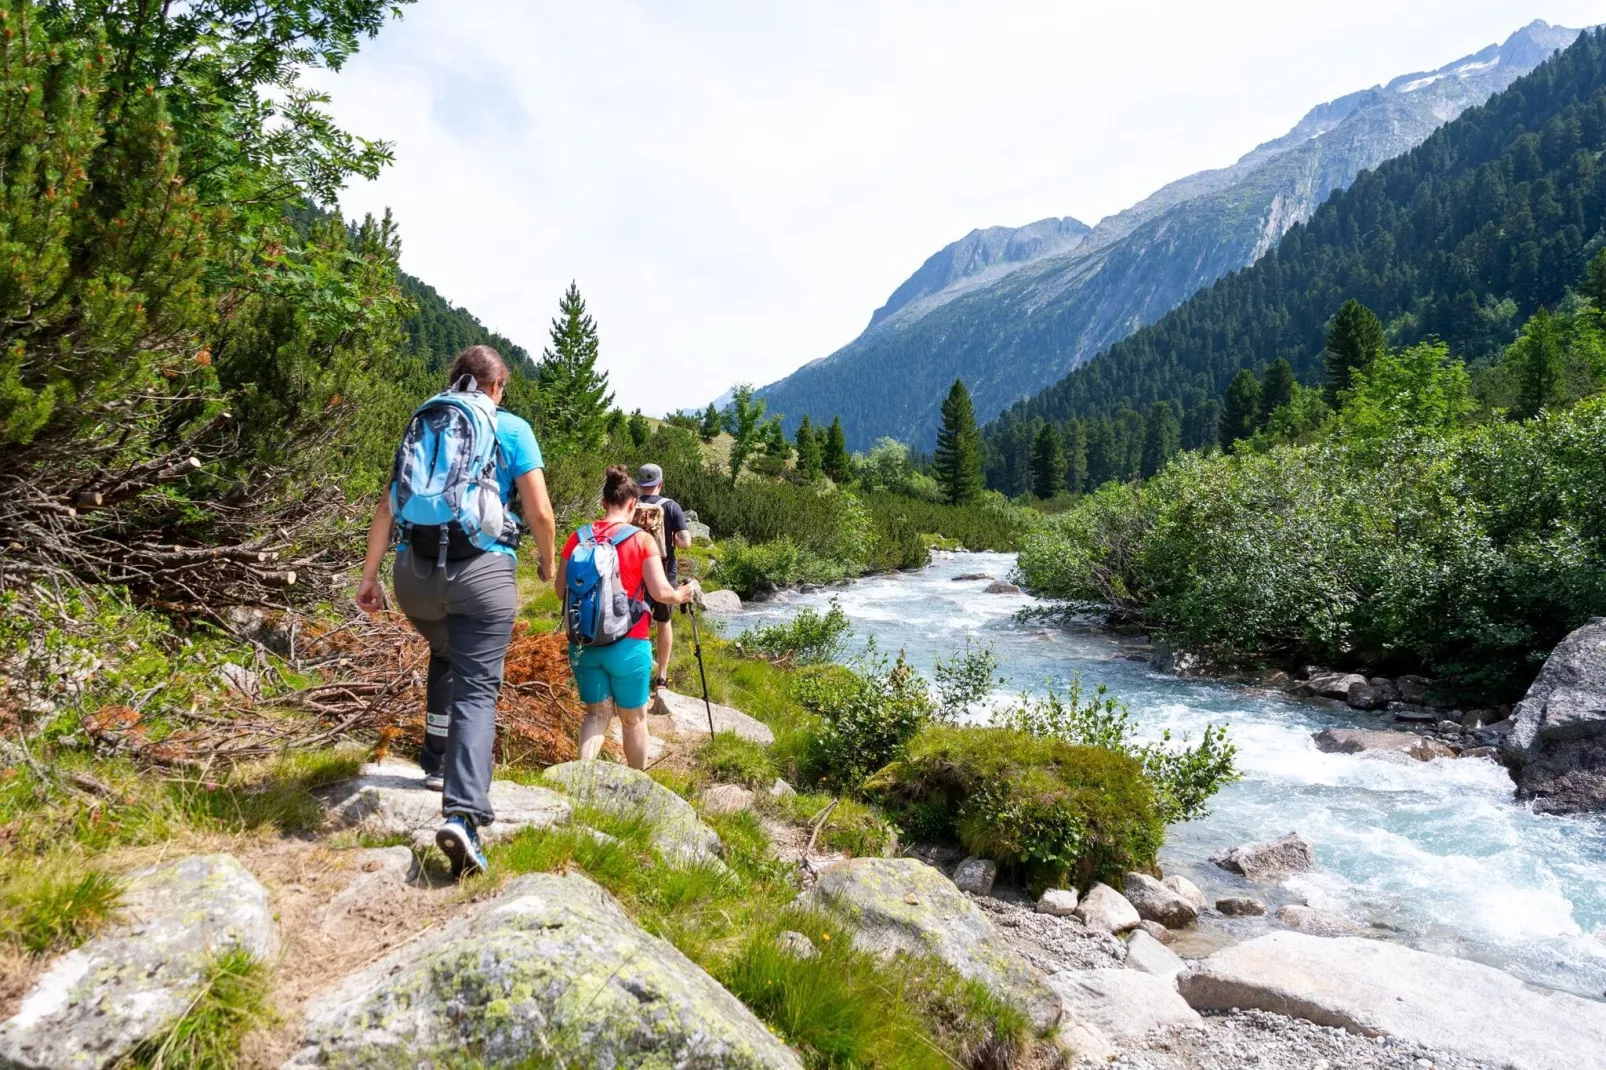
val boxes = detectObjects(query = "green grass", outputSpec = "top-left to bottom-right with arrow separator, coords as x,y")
126,949 -> 273,1070
696,733 -> 776,787
0,865 -> 123,955
782,793 -> 897,858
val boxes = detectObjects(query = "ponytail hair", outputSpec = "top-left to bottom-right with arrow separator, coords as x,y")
602,464 -> 640,507
446,345 -> 508,393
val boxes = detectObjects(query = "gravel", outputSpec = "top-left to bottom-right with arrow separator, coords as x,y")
971,888 -> 1125,972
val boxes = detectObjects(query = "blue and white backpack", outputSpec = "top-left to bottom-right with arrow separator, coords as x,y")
390,376 -> 510,566
564,523 -> 649,647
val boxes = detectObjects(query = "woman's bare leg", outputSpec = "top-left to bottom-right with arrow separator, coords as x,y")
617,705 -> 650,769
578,701 -> 613,760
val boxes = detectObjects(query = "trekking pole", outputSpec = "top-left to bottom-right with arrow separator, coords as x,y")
681,582 -> 717,739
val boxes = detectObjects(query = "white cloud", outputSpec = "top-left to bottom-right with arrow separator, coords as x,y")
317,1 -> 1602,414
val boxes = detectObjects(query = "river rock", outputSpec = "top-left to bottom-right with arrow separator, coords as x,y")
544,760 -> 724,865
1275,904 -> 1364,937
702,783 -> 755,815
1501,617 -> 1606,814
1162,874 -> 1206,910
1216,896 -> 1266,916
1177,931 -> 1606,1070
1036,888 -> 1080,916
0,854 -> 277,1069
1368,677 -> 1401,704
953,857 -> 997,896
1075,882 -> 1142,934
650,688 -> 775,745
288,870 -> 802,1069
951,572 -> 994,582
1049,968 -> 1202,1046
1137,920 -> 1174,945
698,587 -> 742,613
1311,728 -> 1455,762
1123,928 -> 1186,983
801,857 -> 1061,1034
1210,832 -> 1315,881
1345,682 -> 1381,710
983,580 -> 1022,594
1395,674 -> 1431,704
1299,672 -> 1369,702
1151,646 -> 1204,675
323,760 -> 571,847
1122,872 -> 1198,928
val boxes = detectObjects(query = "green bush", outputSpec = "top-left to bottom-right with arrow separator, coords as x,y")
737,598 -> 852,664
713,536 -> 858,597
867,724 -> 1164,892
796,645 -> 936,793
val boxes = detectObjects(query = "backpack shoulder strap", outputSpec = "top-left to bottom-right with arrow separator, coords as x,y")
607,524 -> 640,546
577,523 -> 594,545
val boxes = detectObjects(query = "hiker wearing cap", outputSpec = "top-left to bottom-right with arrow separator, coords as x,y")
557,466 -> 699,769
355,345 -> 556,879
635,462 -> 692,688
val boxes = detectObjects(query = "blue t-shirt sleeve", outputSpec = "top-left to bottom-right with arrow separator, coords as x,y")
500,413 -> 543,478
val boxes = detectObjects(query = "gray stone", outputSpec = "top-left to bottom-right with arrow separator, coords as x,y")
323,761 -> 571,848
950,572 -> 995,582
952,856 -> 997,896
214,661 -> 261,698
1161,874 -> 1206,910
1048,968 -> 1202,1045
1395,674 -> 1432,704
288,870 -> 802,1069
687,519 -> 713,543
1216,896 -> 1266,916
544,760 -> 724,865
1501,617 -> 1606,814
1177,931 -> 1606,1070
0,854 -> 277,1070
1367,677 -> 1401,704
702,783 -> 755,815
1311,728 -> 1455,762
800,857 -> 1061,1034
983,580 -> 1022,594
1123,872 -> 1198,928
698,587 -> 741,612
768,777 -> 796,800
1299,672 -> 1368,701
1275,904 -> 1364,937
1151,646 -> 1204,675
1123,929 -> 1187,983
1210,832 -> 1315,881
1137,919 -> 1175,945
650,688 -> 774,745
1036,888 -> 1080,916
775,931 -> 817,959
1345,682 -> 1381,710
1074,882 -> 1142,934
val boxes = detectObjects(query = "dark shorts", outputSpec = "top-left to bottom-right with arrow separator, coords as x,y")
651,600 -> 674,623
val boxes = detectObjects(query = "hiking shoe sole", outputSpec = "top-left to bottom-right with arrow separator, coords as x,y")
436,822 -> 484,879
422,774 -> 444,791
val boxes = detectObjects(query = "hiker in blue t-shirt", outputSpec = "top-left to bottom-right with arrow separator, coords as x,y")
637,463 -> 692,689
355,346 -> 556,878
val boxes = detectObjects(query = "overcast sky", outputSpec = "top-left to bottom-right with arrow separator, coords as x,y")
318,2 -> 1602,414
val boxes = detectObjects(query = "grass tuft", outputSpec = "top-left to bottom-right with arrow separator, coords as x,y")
696,733 -> 776,788
126,948 -> 272,1070
1,866 -> 123,955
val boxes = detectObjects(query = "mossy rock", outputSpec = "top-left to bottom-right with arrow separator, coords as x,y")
543,760 -> 724,865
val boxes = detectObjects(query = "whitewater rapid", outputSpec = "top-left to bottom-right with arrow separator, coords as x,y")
725,551 -> 1606,1000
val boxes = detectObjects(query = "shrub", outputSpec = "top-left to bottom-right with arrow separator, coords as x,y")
796,644 -> 936,793
783,792 -> 898,857
737,598 -> 852,665
867,724 -> 1164,892
931,639 -> 1003,721
713,536 -> 856,598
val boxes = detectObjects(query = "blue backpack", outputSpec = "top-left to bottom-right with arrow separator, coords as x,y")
390,377 -> 509,566
564,523 -> 649,647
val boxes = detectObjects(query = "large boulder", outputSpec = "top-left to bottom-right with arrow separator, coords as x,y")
1177,931 -> 1606,1070
288,870 -> 802,1069
1311,728 -> 1455,762
1048,969 -> 1202,1047
1074,882 -> 1141,934
323,761 -> 571,847
1162,874 -> 1206,910
0,854 -> 277,1069
544,760 -> 724,865
650,688 -> 775,745
1210,832 -> 1315,881
1275,904 -> 1364,937
698,587 -> 741,613
1298,672 -> 1368,702
800,857 -> 1061,1034
1122,929 -> 1186,983
1501,617 -> 1606,814
983,581 -> 1023,595
1122,872 -> 1198,928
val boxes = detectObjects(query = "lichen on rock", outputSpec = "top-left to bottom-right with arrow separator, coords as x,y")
543,759 -> 724,865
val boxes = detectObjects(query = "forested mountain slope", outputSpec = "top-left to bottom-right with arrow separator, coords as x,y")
399,273 -> 533,375
987,27 -> 1606,447
759,21 -> 1580,450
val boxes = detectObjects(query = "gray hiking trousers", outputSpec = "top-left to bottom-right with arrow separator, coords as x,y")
393,549 -> 517,827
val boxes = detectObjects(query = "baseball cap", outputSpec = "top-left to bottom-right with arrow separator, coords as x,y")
637,463 -> 663,488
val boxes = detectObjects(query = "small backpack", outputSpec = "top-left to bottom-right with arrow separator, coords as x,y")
390,377 -> 509,566
632,501 -> 667,558
564,523 -> 649,647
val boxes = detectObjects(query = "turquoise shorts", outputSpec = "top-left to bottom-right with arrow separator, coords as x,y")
569,638 -> 653,710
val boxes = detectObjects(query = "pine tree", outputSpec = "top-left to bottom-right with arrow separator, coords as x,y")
1582,246 -> 1606,321
1220,369 -> 1262,452
761,416 -> 790,459
699,402 -> 722,442
1063,419 -> 1088,495
1030,423 -> 1065,499
1324,299 -> 1385,403
1140,401 -> 1180,477
796,415 -> 824,479
536,282 -> 613,454
1259,358 -> 1296,426
934,379 -> 984,504
1509,306 -> 1563,419
822,416 -> 851,483
627,408 -> 651,447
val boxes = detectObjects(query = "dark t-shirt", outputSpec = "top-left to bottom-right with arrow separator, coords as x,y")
640,494 -> 688,580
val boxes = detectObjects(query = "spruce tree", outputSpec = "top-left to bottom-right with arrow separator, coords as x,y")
1510,306 -> 1562,419
699,403 -> 722,442
795,415 -> 824,479
1063,419 -> 1088,495
934,379 -> 984,504
1582,247 -> 1606,321
1220,369 -> 1262,452
1140,401 -> 1180,477
536,281 -> 613,454
822,416 -> 851,483
1324,299 -> 1384,402
627,408 -> 651,447
1259,358 -> 1296,426
1030,423 -> 1066,499
761,416 -> 790,459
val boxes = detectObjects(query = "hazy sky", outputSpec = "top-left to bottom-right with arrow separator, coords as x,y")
318,2 -> 1601,414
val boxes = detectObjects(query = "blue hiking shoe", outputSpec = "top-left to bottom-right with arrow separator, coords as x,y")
436,814 -> 487,879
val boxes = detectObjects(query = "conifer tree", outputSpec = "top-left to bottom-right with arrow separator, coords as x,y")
1582,247 -> 1606,321
536,282 -> 613,455
1063,419 -> 1088,495
699,403 -> 722,442
1141,401 -> 1180,477
722,384 -> 765,483
1324,300 -> 1384,403
1259,358 -> 1296,426
1220,369 -> 1262,452
627,408 -> 651,447
761,416 -> 790,459
822,416 -> 851,482
1509,306 -> 1563,420
934,379 -> 983,504
795,415 -> 824,479
1030,423 -> 1065,499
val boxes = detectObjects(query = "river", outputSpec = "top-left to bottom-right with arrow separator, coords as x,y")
724,550 -> 1606,1001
